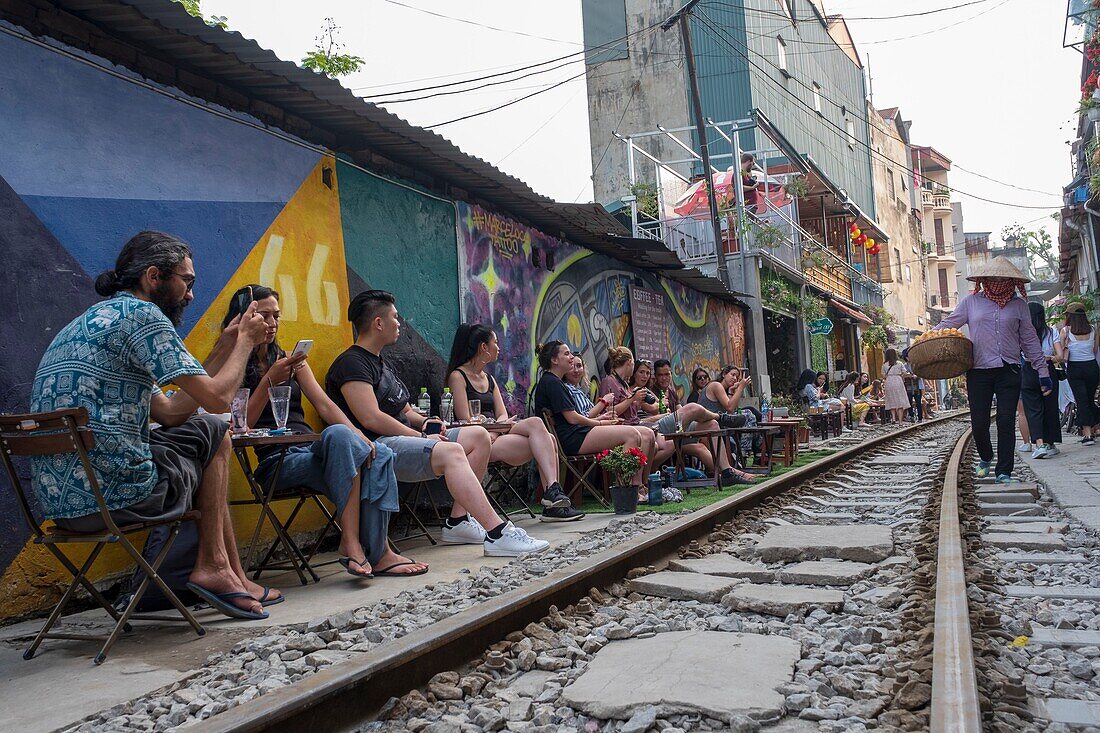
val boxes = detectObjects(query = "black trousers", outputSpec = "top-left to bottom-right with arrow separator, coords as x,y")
1066,359 -> 1100,427
1021,363 -> 1061,446
966,364 -> 1021,476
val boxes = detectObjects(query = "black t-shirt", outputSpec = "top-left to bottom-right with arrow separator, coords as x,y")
533,371 -> 589,453
244,363 -> 312,461
325,345 -> 411,440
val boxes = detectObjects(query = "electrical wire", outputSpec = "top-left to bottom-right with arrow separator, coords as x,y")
494,85 -> 584,166
377,0 -> 581,46
721,0 -> 999,23
426,69 -> 588,128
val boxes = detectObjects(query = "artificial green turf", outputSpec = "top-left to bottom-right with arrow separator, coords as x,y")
576,449 -> 837,514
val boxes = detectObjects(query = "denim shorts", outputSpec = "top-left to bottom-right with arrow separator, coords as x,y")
656,414 -> 697,437
377,427 -> 463,483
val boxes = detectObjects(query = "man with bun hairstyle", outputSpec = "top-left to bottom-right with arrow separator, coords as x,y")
325,290 -> 550,557
31,230 -> 278,620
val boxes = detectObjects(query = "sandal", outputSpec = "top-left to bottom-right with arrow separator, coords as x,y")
373,561 -> 429,577
257,586 -> 284,607
338,557 -> 375,578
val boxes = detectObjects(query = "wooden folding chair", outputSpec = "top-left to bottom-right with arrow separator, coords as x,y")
541,410 -> 608,508
0,408 -> 204,665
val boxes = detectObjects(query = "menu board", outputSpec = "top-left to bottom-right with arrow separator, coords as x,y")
629,285 -> 668,362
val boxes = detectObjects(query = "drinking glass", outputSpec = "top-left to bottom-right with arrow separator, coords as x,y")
268,386 -> 291,430
230,388 -> 250,434
469,399 -> 482,424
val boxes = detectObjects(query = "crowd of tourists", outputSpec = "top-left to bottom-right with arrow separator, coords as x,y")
25,231 -> 771,622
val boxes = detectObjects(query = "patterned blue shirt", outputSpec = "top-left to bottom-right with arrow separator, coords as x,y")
30,293 -> 206,519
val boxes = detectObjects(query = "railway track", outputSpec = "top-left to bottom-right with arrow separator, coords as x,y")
71,411 -> 1100,733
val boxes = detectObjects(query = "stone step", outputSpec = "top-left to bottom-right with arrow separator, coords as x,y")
667,555 -> 774,583
973,491 -> 1038,504
985,522 -> 1068,534
776,560 -> 872,586
756,525 -> 893,563
721,583 -> 845,617
1031,698 -> 1100,727
628,571 -> 741,603
1029,627 -> 1100,648
1005,585 -> 1100,601
976,482 -> 1039,498
984,533 -> 1067,551
997,552 -> 1089,564
979,503 -> 1043,516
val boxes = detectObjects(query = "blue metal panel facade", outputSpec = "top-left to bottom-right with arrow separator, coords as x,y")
688,0 -> 875,215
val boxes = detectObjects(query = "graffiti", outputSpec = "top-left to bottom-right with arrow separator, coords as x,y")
458,203 -> 745,415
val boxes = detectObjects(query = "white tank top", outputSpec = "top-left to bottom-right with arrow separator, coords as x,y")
1063,328 -> 1096,362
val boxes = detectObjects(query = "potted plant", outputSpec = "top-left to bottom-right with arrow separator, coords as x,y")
754,222 -> 786,249
597,446 -> 649,514
785,175 -> 811,199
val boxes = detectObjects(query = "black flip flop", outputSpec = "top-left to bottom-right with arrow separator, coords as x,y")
185,582 -> 269,620
338,557 -> 375,578
372,561 -> 429,577
257,587 -> 284,607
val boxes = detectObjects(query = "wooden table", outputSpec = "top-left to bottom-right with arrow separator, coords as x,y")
231,431 -> 327,585
761,419 -> 800,467
726,425 -> 782,475
664,428 -> 733,492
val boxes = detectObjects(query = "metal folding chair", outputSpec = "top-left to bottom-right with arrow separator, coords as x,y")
541,410 -> 608,508
390,480 -> 439,547
484,461 -> 536,519
0,408 -> 204,665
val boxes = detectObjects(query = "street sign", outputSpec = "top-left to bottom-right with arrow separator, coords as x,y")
809,317 -> 833,336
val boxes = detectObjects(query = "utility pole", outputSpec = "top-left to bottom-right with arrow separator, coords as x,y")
662,0 -> 729,286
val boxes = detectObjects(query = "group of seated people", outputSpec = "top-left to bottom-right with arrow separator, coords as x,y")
27,231 -> 767,622
795,369 -> 913,428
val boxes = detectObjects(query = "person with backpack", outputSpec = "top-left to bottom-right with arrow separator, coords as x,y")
1055,302 -> 1100,445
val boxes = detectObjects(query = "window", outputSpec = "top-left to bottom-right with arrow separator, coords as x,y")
905,264 -> 912,282
812,83 -> 822,113
777,37 -> 788,74
894,248 -> 902,282
887,169 -> 896,200
845,119 -> 856,149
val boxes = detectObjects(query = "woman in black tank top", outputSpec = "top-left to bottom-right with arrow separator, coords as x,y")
446,324 -> 575,511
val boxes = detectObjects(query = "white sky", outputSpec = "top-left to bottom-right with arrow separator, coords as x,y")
203,0 -> 1079,244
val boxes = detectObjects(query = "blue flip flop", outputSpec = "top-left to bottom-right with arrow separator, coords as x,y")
258,587 -> 284,607
338,557 -> 375,578
185,582 -> 269,620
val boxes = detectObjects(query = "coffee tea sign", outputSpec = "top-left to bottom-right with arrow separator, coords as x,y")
809,317 -> 834,336
629,285 -> 668,362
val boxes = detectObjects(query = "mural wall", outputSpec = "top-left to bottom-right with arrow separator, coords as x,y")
457,203 -> 745,416
0,30 -> 457,620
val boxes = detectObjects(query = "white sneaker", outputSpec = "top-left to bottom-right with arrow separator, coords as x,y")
441,515 -> 487,545
1031,445 -> 1051,460
484,522 -> 550,557
1017,442 -> 1033,453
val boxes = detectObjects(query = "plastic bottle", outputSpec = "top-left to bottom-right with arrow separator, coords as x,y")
440,387 -> 454,425
761,395 -> 770,422
417,387 -> 431,416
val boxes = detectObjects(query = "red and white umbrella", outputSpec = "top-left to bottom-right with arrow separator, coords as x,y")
671,167 -> 792,219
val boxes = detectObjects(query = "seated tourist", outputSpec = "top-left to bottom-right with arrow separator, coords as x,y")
651,359 -> 681,414
445,323 -> 583,522
796,369 -> 843,411
31,232 -> 278,619
563,356 -> 618,419
686,367 -> 711,404
533,341 -> 655,496
838,372 -> 870,428
325,291 -> 549,557
599,346 -> 652,423
220,285 -> 426,578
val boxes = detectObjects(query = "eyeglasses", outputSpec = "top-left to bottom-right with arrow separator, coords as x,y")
169,272 -> 195,292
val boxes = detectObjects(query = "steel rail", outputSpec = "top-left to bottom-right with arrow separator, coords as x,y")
203,412 -> 965,733
930,424 -> 982,732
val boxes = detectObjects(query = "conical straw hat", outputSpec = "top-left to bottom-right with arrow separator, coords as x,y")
965,257 -> 1030,283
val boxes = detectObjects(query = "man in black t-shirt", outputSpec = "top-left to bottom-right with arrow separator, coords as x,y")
326,290 -> 550,557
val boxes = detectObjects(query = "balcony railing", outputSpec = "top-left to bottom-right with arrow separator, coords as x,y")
929,293 -> 958,309
933,194 -> 952,212
921,189 -> 934,208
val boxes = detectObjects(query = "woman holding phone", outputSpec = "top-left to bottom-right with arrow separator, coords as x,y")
219,285 -> 427,579
445,324 -> 580,520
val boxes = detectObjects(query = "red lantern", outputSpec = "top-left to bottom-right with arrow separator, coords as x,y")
869,244 -> 881,256
850,227 -> 861,240
856,234 -> 868,245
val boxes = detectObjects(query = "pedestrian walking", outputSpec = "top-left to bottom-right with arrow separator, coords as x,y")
930,259 -> 1051,482
1055,302 -> 1100,445
1021,302 -> 1061,459
882,348 -> 910,423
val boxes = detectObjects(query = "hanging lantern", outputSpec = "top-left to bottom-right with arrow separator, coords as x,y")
855,234 -> 867,245
865,237 -> 875,249
869,244 -> 881,256
850,227 -> 861,240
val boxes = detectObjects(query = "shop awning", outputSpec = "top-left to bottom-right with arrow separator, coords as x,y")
829,298 -> 873,325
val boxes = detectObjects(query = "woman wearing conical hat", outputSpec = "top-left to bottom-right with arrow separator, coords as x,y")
930,258 -> 1051,482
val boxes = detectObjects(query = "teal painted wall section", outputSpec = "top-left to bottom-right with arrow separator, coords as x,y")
336,160 -> 459,355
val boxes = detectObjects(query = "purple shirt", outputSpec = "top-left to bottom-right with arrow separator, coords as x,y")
937,293 -> 1048,377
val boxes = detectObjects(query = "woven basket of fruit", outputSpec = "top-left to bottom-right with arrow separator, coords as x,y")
907,328 -> 973,379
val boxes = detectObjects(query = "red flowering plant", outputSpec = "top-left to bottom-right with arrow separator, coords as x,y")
596,446 -> 648,487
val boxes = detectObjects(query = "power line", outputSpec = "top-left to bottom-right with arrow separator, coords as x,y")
427,69 -> 588,129
693,10 -> 1061,210
377,0 -> 580,46
727,0 -> 998,23
494,85 -> 583,166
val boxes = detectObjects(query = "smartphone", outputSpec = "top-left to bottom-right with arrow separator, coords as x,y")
291,339 -> 313,357
235,286 -> 253,316
424,419 -> 443,436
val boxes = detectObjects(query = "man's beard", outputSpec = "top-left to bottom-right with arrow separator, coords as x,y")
151,281 -> 188,326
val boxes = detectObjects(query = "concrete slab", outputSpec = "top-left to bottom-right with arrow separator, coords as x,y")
976,482 -> 1039,497
973,491 -> 1037,504
1065,505 -> 1100,530
668,555 -> 775,582
1046,485 -> 1100,507
984,533 -> 1067,551
979,503 -> 1043,516
756,524 -> 893,563
1032,698 -> 1100,727
560,631 -> 800,720
997,552 -> 1089,564
989,514 -> 1058,523
721,583 -> 845,616
628,571 -> 741,603
1030,628 -> 1100,648
777,560 -> 873,586
780,508 -> 858,521
869,454 -> 930,465
1006,585 -> 1100,601
985,522 -> 1068,534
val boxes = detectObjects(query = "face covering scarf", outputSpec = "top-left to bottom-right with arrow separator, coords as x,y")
975,278 -> 1024,308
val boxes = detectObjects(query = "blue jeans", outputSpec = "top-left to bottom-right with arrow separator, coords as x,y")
255,425 -> 399,564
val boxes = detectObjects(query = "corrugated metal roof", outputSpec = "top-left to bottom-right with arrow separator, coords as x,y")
16,0 -> 743,296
